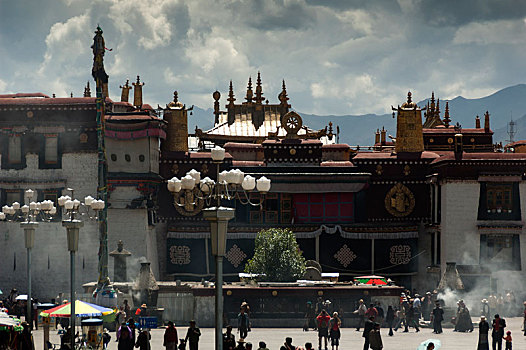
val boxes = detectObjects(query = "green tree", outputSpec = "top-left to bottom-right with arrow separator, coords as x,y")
244,228 -> 306,281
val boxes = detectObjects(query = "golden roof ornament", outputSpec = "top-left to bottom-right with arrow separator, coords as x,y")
401,91 -> 416,108
255,71 -> 264,104
166,90 -> 184,109
119,79 -> 131,103
84,81 -> 91,97
245,76 -> 253,103
443,101 -> 451,128
227,80 -> 236,106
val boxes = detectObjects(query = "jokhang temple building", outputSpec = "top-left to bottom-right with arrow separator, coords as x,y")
158,77 -> 526,293
1,43 -> 526,306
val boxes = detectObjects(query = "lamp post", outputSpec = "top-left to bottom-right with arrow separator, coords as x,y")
21,221 -> 37,328
57,189 -> 105,350
167,146 -> 271,350
1,189 -> 57,328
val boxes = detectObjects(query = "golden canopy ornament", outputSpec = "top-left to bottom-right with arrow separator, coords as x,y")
384,182 -> 415,217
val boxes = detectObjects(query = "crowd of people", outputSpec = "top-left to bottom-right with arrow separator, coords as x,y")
3,289 -> 526,350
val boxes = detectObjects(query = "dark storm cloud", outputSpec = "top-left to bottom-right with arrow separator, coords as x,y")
225,0 -> 317,30
416,0 -> 526,26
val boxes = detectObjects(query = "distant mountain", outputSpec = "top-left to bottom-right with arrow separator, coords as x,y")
187,84 -> 526,146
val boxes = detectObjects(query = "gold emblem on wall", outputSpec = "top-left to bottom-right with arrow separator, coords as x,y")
384,182 -> 415,217
173,187 -> 204,216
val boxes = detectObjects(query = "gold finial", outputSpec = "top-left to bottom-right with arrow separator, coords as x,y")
255,71 -> 264,104
119,79 -> 131,102
484,111 -> 490,132
443,101 -> 451,128
174,91 -> 179,103
52,93 -> 56,98
245,76 -> 253,103
84,81 -> 91,97
436,98 -> 440,115
407,91 -> 412,104
70,92 -> 73,98
227,80 -> 236,106
475,115 -> 481,128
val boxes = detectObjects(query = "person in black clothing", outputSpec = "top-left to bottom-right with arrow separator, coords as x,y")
223,325 -> 236,350
185,320 -> 201,350
491,314 -> 506,350
405,301 -> 420,332
362,316 -> 375,350
478,316 -> 490,350
135,329 -> 150,350
385,306 -> 395,336
432,302 -> 444,334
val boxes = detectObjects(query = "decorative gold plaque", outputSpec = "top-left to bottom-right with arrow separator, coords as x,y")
384,182 -> 415,217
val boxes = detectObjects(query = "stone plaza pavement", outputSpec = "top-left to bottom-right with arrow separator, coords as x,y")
33,317 -> 525,350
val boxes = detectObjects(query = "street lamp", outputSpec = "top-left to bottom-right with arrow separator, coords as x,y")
58,189 -> 104,350
1,189 -> 57,329
167,146 -> 271,350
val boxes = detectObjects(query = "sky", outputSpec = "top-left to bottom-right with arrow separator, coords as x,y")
1,0 -> 526,115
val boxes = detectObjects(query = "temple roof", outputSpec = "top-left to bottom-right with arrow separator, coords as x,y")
198,108 -> 332,144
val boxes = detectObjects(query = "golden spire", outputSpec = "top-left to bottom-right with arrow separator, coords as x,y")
227,80 -> 236,106
119,79 -> 132,102
443,101 -> 451,128
255,71 -> 264,104
84,81 -> 91,97
436,98 -> 440,116
132,75 -> 145,108
245,76 -> 253,103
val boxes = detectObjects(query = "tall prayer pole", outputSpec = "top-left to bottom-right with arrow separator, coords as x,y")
91,26 -> 115,307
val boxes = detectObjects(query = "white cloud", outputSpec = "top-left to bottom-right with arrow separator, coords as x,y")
0,79 -> 7,92
2,0 -> 526,117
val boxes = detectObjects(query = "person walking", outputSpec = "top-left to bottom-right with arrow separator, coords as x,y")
354,299 -> 367,331
491,314 -> 506,350
385,306 -> 395,336
394,301 -> 407,332
405,300 -> 420,332
223,325 -> 236,350
185,320 -> 201,350
164,321 -> 178,350
135,329 -> 151,350
369,323 -> 383,350
478,316 -> 490,350
317,309 -> 330,350
362,316 -> 375,350
238,309 -> 250,340
329,312 -> 341,350
431,301 -> 444,334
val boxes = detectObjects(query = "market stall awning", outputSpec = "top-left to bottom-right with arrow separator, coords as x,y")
40,301 -> 113,318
